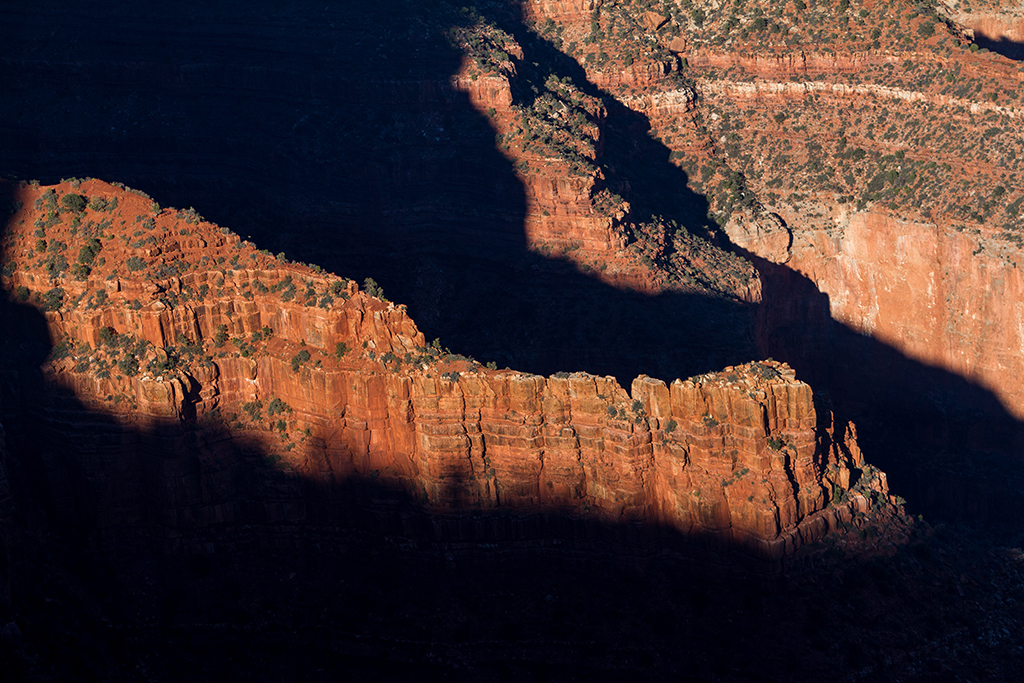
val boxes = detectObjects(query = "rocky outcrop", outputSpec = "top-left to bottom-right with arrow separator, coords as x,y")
698,76 -> 1024,120
0,180 -> 897,569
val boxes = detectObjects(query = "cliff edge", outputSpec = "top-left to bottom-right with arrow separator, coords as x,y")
0,178 -> 903,570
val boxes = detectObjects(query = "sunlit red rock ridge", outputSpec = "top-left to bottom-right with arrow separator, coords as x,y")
0,179 -> 902,568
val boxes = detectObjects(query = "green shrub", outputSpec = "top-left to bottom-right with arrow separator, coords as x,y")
242,400 -> 263,420
290,349 -> 311,372
279,279 -> 296,301
88,196 -> 117,212
363,277 -> 384,299
78,238 -> 102,265
43,253 -> 68,278
98,326 -> 120,346
48,336 -> 75,361
126,256 -> 146,271
117,354 -> 140,377
60,193 -> 88,213
41,287 -> 64,311
267,397 -> 290,416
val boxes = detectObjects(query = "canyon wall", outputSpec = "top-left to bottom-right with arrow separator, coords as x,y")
0,180 -> 896,570
955,9 -> 1024,59
503,0 -> 1024,432
781,210 -> 1024,417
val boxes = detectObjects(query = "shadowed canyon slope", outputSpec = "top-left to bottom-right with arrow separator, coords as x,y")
3,0 -> 1024,680
0,174 -> 1016,683
511,0 -> 1024,528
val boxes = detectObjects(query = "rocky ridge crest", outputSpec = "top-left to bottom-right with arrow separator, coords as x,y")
0,179 -> 903,569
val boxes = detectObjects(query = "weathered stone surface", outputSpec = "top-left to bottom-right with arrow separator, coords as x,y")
0,181 -> 894,566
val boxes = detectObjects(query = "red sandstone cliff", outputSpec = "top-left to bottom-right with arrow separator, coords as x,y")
0,180 -> 899,567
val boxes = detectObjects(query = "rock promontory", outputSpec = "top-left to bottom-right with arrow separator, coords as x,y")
0,179 -> 900,570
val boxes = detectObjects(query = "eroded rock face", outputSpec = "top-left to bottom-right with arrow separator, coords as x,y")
527,7 -> 1024,441
0,180 -> 896,569
442,2 -> 1024,448
778,210 -> 1024,418
956,9 -> 1024,58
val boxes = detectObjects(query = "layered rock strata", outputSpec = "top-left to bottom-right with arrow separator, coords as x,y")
514,0 -> 1024,429
0,180 -> 896,568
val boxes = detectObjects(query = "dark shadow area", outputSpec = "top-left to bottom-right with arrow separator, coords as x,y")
973,32 -> 1024,61
744,250 -> 1024,540
1,0 -> 1023,586
1,254 -> 1023,680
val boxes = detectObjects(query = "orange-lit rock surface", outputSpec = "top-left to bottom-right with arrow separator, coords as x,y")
773,209 -> 1024,418
441,2 -> 1024,429
509,0 -> 1024,423
0,180 -> 895,565
956,9 -> 1024,46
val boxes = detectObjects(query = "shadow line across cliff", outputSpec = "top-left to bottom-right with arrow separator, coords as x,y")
475,3 -> 1024,538
1,1 -> 1023,535
0,181 -> 844,682
972,32 -> 1024,61
2,249 -> 1022,680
